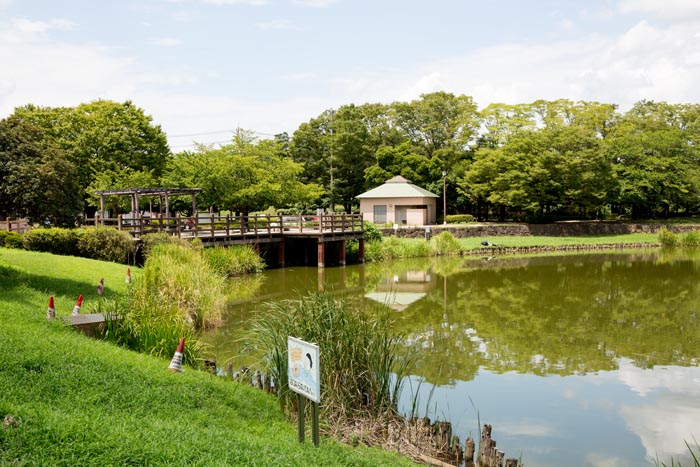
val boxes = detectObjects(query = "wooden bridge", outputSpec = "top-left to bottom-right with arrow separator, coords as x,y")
93,213 -> 365,268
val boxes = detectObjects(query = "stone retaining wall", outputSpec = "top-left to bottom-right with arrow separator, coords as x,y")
380,222 -> 699,239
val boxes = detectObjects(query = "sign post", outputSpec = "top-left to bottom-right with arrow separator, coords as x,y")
288,336 -> 320,446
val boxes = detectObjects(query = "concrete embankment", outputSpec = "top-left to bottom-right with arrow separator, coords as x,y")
381,221 -> 695,239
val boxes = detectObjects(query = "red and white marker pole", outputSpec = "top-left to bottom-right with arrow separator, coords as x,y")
72,294 -> 83,316
168,338 -> 185,373
125,268 -> 131,284
47,296 -> 56,320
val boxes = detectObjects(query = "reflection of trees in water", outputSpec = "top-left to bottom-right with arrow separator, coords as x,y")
396,251 -> 700,386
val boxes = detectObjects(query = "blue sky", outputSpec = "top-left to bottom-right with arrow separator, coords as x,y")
1,0 -> 700,150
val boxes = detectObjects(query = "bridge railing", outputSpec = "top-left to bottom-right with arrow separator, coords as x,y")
1,217 -> 30,234
90,213 -> 364,238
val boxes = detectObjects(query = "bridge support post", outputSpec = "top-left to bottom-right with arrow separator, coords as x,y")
358,239 -> 365,264
339,241 -> 346,266
317,241 -> 325,269
278,241 -> 286,267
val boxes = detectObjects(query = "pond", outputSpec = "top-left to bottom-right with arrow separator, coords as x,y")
202,249 -> 700,466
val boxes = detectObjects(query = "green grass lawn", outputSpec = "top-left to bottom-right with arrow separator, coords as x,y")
456,232 -> 659,250
0,248 -> 416,467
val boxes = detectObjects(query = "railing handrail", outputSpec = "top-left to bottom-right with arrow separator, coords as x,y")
88,213 -> 364,238
2,217 -> 30,234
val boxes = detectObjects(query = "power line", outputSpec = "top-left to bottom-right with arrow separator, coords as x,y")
169,128 -> 280,138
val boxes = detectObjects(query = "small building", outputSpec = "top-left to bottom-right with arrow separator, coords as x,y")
356,176 -> 438,226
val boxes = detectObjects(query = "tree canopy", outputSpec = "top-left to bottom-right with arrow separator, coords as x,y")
4,94 -> 700,223
165,130 -> 323,214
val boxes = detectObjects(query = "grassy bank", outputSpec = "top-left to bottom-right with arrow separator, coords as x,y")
0,248 -> 415,467
362,232 -> 661,262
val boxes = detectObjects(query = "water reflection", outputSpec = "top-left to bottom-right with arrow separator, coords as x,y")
204,249 -> 700,466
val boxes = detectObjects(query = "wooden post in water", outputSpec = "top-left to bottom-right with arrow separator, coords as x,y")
339,240 -> 346,266
317,241 -> 325,268
465,437 -> 476,466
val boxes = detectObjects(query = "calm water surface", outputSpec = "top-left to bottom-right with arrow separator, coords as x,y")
203,249 -> 700,467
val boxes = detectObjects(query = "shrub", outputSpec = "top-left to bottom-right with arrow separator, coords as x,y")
140,232 -> 175,258
431,231 -> 462,256
658,227 -> 678,247
363,221 -> 383,243
681,230 -> 700,247
204,245 -> 264,277
77,227 -> 136,264
248,292 -> 409,420
23,227 -> 81,256
102,243 -> 225,365
0,231 -> 23,248
132,243 -> 226,330
445,214 -> 474,224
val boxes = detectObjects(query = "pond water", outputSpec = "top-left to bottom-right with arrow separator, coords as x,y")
202,249 -> 700,466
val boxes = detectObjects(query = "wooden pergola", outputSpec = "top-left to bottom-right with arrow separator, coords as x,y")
94,187 -> 203,220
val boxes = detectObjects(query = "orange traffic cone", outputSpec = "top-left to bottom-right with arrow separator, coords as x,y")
47,296 -> 56,320
72,294 -> 83,316
97,278 -> 104,295
168,338 -> 185,373
125,268 -> 131,284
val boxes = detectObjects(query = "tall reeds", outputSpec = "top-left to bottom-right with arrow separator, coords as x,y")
247,292 -> 410,421
204,245 -> 265,276
103,242 -> 225,365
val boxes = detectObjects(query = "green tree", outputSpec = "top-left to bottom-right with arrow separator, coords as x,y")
607,101 -> 700,218
12,100 -> 170,203
165,130 -> 323,214
0,116 -> 83,224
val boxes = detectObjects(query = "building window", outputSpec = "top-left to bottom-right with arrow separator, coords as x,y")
374,205 -> 387,224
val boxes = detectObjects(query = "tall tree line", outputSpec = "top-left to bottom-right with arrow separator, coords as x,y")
291,96 -> 700,221
3,95 -> 700,224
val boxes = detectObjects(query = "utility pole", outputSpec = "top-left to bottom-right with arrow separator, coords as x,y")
329,109 -> 335,213
442,170 -> 447,225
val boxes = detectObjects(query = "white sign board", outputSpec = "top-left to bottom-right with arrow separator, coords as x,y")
287,336 -> 320,403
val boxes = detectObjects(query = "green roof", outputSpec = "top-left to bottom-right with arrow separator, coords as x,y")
355,176 -> 439,199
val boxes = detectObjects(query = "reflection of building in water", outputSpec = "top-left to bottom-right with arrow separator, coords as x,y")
365,270 -> 436,311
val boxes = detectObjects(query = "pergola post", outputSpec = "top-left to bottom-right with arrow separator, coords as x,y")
99,195 -> 105,225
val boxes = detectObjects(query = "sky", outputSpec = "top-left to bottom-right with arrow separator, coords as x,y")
2,0 -> 700,151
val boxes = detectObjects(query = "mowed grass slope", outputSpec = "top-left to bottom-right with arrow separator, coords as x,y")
0,248 -> 415,467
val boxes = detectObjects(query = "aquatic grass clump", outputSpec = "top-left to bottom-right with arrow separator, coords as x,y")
658,227 -> 679,247
681,231 -> 700,247
430,231 -> 462,256
247,292 -> 409,423
204,245 -> 264,276
103,243 -> 225,365
135,243 -> 226,330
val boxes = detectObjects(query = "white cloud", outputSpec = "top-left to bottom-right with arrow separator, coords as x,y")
9,17 -> 75,34
621,394 -> 700,462
291,0 -> 338,7
256,19 -> 300,31
200,0 -> 269,5
616,360 -> 700,463
331,18 -> 700,111
0,19 -> 138,115
585,453 -> 632,467
619,0 -> 700,20
616,359 -> 700,397
497,421 -> 555,437
150,37 -> 183,46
